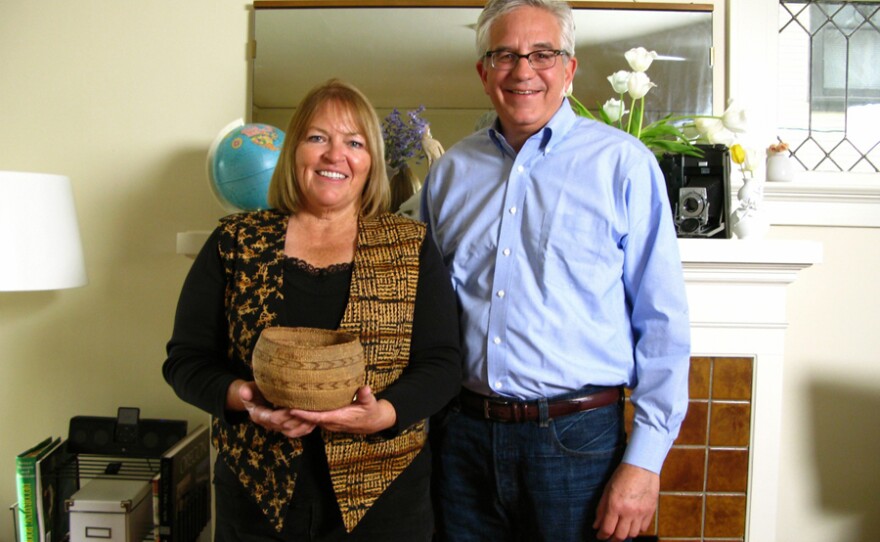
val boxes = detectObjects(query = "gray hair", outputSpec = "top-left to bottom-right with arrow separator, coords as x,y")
475,0 -> 576,59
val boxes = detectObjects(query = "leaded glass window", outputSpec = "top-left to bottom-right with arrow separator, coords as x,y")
778,1 -> 880,172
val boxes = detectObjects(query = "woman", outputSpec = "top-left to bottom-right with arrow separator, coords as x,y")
163,79 -> 461,541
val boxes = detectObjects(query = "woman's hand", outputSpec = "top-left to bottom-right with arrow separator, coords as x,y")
230,380 -> 318,438
289,386 -> 397,435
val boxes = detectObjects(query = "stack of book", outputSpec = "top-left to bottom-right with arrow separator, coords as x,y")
13,425 -> 210,542
14,437 -> 77,542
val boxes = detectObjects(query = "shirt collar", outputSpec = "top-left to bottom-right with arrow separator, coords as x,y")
487,98 -> 579,156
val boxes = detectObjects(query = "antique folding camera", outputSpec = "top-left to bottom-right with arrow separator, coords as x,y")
658,144 -> 732,239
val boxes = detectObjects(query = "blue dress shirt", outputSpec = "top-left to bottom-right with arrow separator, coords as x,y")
421,100 -> 691,473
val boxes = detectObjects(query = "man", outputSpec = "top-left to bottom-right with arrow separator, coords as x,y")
420,0 -> 691,541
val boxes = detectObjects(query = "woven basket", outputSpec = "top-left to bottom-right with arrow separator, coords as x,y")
252,327 -> 365,411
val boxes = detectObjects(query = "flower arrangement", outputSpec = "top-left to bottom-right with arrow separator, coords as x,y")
729,142 -> 770,238
568,46 -> 747,157
730,143 -> 760,180
382,105 -> 428,170
767,138 -> 790,154
765,137 -> 795,182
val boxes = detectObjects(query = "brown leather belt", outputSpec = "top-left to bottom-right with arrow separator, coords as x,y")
458,387 -> 621,423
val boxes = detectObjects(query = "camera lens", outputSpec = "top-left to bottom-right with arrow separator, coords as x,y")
679,218 -> 700,233
683,197 -> 701,214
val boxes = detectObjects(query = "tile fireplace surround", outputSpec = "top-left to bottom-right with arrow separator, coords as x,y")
176,234 -> 822,541
666,238 -> 822,541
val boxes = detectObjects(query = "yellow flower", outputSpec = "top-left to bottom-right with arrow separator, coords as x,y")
730,143 -> 747,165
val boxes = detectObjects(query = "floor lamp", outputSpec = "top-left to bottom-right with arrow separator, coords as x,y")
0,171 -> 88,291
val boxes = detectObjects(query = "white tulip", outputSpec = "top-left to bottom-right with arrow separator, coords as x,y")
721,101 -> 749,133
607,71 -> 631,94
708,128 -> 736,146
695,118 -> 724,140
624,47 -> 658,72
602,98 -> 627,122
627,72 -> 656,99
743,147 -> 762,173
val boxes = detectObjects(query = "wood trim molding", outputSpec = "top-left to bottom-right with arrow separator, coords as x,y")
253,1 -> 713,11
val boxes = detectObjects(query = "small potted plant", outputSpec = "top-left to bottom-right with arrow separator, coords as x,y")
766,138 -> 794,182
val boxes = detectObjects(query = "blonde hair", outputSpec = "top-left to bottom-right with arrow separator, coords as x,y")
267,79 -> 390,218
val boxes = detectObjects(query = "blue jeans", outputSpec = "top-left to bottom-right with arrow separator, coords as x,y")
435,387 -> 626,542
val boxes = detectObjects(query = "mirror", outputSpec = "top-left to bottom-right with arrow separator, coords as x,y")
252,1 -> 720,174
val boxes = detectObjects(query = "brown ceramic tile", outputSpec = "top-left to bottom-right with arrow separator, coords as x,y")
658,495 -> 703,538
709,402 -> 752,447
707,449 -> 750,493
705,495 -> 747,537
689,357 -> 711,399
675,401 -> 708,445
713,357 -> 753,400
660,447 -> 705,492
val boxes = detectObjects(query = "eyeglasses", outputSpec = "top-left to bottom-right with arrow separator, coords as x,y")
484,49 -> 568,71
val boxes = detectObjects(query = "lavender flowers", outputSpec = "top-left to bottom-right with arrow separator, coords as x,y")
382,106 -> 428,170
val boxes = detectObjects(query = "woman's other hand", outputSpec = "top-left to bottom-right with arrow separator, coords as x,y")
289,386 -> 397,435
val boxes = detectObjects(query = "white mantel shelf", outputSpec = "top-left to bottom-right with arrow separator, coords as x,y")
679,237 -> 823,269
175,232 -> 820,542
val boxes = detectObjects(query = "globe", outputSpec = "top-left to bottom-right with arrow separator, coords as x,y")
207,121 -> 285,211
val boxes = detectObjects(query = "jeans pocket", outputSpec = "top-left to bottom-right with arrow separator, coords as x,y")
549,404 -> 623,457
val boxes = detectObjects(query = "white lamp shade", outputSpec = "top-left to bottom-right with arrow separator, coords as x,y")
0,171 -> 88,291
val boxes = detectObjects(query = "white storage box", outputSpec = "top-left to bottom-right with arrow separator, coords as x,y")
66,478 -> 153,542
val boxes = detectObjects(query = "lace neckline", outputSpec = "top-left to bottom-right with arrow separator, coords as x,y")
284,256 -> 352,277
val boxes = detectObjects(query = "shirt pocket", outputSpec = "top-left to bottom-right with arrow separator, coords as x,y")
542,210 -> 614,270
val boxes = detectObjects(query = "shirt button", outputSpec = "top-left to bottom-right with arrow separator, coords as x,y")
497,290 -> 505,298
493,336 -> 501,345
517,165 -> 524,173
509,206 -> 517,215
494,381 -> 504,390
502,248 -> 511,256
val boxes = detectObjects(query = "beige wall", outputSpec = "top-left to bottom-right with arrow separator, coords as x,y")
1,1 -> 878,541
769,226 -> 880,541
0,1 -> 243,538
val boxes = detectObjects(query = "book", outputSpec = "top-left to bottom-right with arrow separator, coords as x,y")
157,425 -> 210,542
35,439 -> 77,542
15,436 -> 55,542
151,472 -> 162,542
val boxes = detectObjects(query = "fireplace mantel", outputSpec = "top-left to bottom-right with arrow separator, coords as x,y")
177,232 -> 821,540
678,237 -> 822,541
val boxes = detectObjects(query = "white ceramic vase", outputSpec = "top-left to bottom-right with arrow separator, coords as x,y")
731,176 -> 769,239
766,152 -> 794,182
732,213 -> 770,239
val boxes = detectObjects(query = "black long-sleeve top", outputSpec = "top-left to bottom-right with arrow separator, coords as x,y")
163,226 -> 461,434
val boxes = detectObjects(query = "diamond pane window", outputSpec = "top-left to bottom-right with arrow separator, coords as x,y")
778,1 -> 880,173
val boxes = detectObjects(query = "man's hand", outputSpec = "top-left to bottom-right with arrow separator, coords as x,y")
593,463 -> 660,541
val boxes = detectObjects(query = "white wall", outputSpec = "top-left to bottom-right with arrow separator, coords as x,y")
1,1 -> 878,541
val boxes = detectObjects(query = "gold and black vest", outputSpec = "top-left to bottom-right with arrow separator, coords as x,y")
212,209 -> 427,532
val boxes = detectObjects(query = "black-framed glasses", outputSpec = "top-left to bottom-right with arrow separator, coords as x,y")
484,49 -> 568,71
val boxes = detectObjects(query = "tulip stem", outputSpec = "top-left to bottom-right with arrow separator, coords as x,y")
636,98 -> 645,139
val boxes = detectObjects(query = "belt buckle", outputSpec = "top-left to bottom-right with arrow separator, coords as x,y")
483,397 -> 512,421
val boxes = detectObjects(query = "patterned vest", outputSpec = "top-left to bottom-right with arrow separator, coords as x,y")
212,209 -> 427,532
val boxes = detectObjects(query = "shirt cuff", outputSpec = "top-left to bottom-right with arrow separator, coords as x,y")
622,425 -> 676,474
